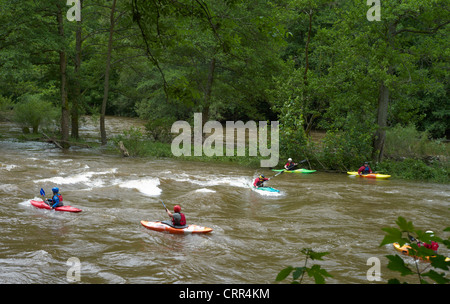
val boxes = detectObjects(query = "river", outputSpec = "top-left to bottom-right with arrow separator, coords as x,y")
0,117 -> 449,284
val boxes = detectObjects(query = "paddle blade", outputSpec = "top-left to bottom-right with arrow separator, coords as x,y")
40,188 -> 45,196
274,171 -> 284,177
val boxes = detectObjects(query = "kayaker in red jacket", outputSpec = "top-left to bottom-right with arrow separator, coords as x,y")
358,162 -> 372,175
409,231 -> 439,254
253,175 -> 270,188
419,231 -> 440,254
284,158 -> 298,170
166,205 -> 186,226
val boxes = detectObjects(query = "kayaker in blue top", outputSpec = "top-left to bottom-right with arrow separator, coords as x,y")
47,187 -> 64,209
357,162 -> 372,175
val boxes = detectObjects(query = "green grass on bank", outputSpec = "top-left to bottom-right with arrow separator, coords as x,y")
4,123 -> 448,183
112,134 -> 449,183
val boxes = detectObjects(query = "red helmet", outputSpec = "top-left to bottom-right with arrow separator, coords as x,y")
173,205 -> 181,213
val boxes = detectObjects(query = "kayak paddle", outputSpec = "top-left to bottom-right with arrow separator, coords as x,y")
40,188 -> 51,207
273,159 -> 308,177
161,201 -> 168,212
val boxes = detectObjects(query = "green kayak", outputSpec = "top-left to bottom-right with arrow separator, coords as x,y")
272,168 -> 316,174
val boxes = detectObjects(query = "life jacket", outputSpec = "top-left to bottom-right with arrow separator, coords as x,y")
359,166 -> 371,175
51,194 -> 63,207
172,212 -> 186,226
254,178 -> 266,187
285,162 -> 295,170
423,241 -> 439,252
58,194 -> 63,202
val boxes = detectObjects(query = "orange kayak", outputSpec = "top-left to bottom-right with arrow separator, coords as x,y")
393,243 -> 450,262
140,220 -> 212,234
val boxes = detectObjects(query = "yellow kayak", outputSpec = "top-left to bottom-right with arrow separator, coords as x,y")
393,242 -> 450,262
347,171 -> 391,179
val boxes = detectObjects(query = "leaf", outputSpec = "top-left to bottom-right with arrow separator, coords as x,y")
276,266 -> 293,282
292,267 -> 305,280
443,239 -> 450,249
422,270 -> 450,284
309,251 -> 330,261
306,265 -> 333,284
300,248 -> 330,260
380,227 -> 404,247
386,255 -> 414,276
395,216 -> 414,232
430,255 -> 450,271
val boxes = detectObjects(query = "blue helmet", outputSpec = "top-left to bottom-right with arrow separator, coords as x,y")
52,187 -> 59,193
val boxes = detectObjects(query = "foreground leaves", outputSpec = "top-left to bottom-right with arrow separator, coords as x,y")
276,248 -> 332,284
381,217 -> 450,284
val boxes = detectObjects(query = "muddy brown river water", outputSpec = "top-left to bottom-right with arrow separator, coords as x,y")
0,117 -> 449,284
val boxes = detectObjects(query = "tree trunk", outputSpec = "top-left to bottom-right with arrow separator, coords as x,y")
373,23 -> 396,163
71,0 -> 83,139
57,4 -> 70,147
202,57 -> 216,127
304,9 -> 312,85
373,81 -> 389,162
100,0 -> 117,145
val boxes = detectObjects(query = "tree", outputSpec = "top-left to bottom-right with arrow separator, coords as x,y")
331,0 -> 450,162
56,2 -> 70,146
100,0 -> 117,145
131,0 -> 286,126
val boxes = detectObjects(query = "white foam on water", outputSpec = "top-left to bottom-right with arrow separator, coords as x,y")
119,177 -> 162,196
18,199 -> 35,207
195,188 -> 216,193
170,174 -> 252,189
33,168 -> 117,186
0,163 -> 18,171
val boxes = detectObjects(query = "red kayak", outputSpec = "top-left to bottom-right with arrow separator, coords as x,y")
30,200 -> 82,213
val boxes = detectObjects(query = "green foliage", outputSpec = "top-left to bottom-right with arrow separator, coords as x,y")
0,95 -> 13,121
385,124 -> 448,159
112,127 -> 148,157
145,117 -> 177,143
275,248 -> 332,284
318,127 -> 374,171
376,158 -> 449,183
0,95 -> 13,111
13,94 -> 58,134
380,217 -> 450,284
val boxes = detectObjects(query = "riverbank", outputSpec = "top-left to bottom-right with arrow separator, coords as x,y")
1,114 -> 448,183
110,127 -> 449,183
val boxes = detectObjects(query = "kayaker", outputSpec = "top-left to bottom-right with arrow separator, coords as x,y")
408,231 -> 439,254
253,174 -> 270,188
166,205 -> 186,227
357,162 -> 372,175
284,158 -> 298,171
47,187 -> 64,209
